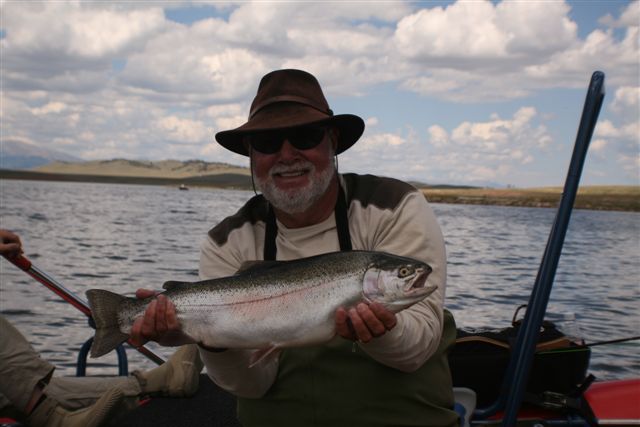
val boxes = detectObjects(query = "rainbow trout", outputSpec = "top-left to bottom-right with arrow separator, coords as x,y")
86,251 -> 434,359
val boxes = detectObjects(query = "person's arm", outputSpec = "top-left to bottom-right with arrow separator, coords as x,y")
197,235 -> 279,398
339,191 -> 446,372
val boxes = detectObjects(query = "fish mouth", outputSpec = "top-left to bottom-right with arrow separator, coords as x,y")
404,269 -> 431,293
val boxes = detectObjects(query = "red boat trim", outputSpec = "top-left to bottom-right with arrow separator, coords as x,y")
584,378 -> 640,424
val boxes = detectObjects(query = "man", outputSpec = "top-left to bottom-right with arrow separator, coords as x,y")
131,69 -> 458,426
0,229 -> 203,427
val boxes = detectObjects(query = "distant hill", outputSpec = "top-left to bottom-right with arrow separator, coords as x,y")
1,157 -> 252,189
0,168 -> 253,189
35,158 -> 250,178
1,139 -> 81,169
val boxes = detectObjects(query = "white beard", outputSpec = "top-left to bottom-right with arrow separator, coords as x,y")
255,160 -> 336,214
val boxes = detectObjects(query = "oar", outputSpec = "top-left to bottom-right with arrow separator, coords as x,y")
3,254 -> 165,365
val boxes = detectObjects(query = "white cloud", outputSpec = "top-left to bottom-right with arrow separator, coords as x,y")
599,1 -> 640,28
595,120 -> 640,143
591,138 -> 609,152
596,120 -> 621,138
394,2 -> 508,59
617,153 -> 640,179
394,0 -> 575,60
206,103 -> 249,135
496,1 -> 577,54
79,131 -> 95,142
341,106 -> 554,185
597,85 -> 640,172
428,125 -> 449,148
82,139 -> 128,160
611,86 -> 640,112
121,37 -> 269,100
449,107 -> 546,153
1,2 -> 165,69
156,116 -> 209,143
361,133 -> 407,148
31,102 -> 67,115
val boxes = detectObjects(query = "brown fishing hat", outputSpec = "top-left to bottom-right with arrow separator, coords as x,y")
215,69 -> 365,156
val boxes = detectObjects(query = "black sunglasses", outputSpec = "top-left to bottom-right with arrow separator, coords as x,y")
245,126 -> 327,155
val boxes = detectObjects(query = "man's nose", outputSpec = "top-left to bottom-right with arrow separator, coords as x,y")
278,139 -> 299,158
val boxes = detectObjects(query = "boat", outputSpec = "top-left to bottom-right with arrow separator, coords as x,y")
179,184 -> 189,191
2,72 -> 638,426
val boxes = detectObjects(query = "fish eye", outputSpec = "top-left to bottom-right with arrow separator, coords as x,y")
398,267 -> 413,277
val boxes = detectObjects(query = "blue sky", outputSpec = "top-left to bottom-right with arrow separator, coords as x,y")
1,0 -> 638,187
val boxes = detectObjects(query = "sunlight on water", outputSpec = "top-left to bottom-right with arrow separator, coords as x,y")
1,180 -> 638,380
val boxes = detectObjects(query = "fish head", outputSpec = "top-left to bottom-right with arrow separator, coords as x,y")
362,254 -> 435,312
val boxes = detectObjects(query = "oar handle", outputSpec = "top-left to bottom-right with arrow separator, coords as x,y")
8,254 -> 32,271
3,254 -> 165,365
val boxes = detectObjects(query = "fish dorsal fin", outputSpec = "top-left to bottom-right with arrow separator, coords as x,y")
235,260 -> 284,275
162,280 -> 190,291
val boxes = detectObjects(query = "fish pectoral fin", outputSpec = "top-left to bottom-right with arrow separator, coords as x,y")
248,346 -> 280,368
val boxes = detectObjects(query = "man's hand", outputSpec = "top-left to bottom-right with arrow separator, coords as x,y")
335,302 -> 398,343
0,229 -> 23,259
129,289 -> 195,348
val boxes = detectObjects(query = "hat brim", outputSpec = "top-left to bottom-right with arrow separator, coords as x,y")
215,104 -> 364,156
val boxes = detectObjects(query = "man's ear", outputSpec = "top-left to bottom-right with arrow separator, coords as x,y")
329,127 -> 340,151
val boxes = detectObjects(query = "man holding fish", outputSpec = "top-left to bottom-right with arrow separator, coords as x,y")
128,69 -> 459,426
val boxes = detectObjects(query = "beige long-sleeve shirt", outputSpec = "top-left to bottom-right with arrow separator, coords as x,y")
198,173 -> 447,398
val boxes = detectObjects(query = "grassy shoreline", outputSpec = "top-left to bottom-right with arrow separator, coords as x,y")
1,169 -> 638,212
423,186 -> 639,212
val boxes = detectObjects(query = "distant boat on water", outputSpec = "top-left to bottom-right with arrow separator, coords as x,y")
179,184 -> 189,191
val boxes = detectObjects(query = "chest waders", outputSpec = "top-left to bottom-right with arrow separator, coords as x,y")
240,183 -> 459,427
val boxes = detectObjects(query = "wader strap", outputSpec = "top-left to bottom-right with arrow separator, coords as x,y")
264,204 -> 278,261
335,184 -> 352,252
263,183 -> 352,261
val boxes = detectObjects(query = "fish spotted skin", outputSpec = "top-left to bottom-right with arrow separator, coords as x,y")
86,251 -> 434,358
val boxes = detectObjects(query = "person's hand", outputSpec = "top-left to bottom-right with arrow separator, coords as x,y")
129,289 -> 196,348
0,229 -> 23,259
335,302 -> 398,343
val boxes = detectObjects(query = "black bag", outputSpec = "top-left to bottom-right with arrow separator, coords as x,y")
448,306 -> 591,407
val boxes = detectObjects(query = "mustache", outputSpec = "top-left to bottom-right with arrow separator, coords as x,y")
269,161 -> 314,176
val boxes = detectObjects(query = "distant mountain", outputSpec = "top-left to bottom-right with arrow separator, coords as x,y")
1,139 -> 81,169
35,158 -> 250,178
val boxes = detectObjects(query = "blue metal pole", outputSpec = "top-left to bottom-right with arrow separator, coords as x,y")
499,71 -> 605,425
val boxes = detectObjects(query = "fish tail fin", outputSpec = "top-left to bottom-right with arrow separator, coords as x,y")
86,289 -> 131,358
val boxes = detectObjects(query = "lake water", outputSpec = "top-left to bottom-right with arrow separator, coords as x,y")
1,179 -> 638,380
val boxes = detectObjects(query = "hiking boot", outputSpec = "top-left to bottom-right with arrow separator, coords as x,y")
27,386 -> 126,427
134,344 -> 203,397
